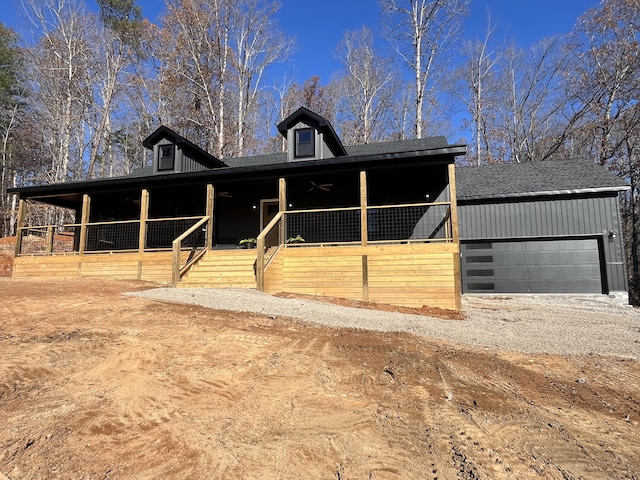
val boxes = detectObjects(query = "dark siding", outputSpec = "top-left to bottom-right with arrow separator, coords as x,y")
182,153 -> 210,172
458,195 -> 627,292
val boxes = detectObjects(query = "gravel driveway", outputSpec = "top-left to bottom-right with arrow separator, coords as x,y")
130,288 -> 640,358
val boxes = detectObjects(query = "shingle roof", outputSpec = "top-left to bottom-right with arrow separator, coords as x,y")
223,152 -> 286,168
346,136 -> 450,156
456,158 -> 629,200
221,136 -> 452,168
125,165 -> 153,178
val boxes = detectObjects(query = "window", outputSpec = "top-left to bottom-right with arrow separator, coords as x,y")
158,144 -> 175,171
294,128 -> 314,158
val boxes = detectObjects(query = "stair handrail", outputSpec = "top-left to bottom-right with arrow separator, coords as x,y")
171,215 -> 210,286
256,210 -> 285,291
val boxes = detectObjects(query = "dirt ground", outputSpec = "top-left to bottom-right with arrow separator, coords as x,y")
0,278 -> 638,479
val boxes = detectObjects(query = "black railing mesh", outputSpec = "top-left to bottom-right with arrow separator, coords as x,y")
283,204 -> 451,244
369,204 -> 450,242
286,209 -> 361,244
146,218 -> 204,250
86,222 -> 140,251
19,227 -> 48,255
19,226 -> 78,255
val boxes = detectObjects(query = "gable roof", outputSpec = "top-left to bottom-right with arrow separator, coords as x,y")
141,125 -> 227,168
276,106 -> 348,157
456,159 -> 630,201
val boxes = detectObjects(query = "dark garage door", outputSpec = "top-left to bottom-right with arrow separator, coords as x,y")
462,239 -> 603,294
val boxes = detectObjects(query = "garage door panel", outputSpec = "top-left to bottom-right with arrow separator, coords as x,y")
462,239 -> 603,294
493,279 -> 602,294
492,251 -> 599,266
494,264 -> 600,281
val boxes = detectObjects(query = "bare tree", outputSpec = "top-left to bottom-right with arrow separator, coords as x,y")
160,0 -> 233,156
21,0 -> 92,184
494,37 -> 575,163
334,27 -> 396,144
281,76 -> 338,123
381,0 -> 469,139
83,0 -> 143,179
230,0 -> 293,156
567,0 -> 640,166
454,17 -> 500,164
0,24 -> 26,236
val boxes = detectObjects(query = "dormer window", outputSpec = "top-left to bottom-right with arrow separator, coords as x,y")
294,128 -> 314,158
158,144 -> 175,171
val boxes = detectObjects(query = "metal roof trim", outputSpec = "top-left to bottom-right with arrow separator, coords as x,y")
458,185 -> 631,201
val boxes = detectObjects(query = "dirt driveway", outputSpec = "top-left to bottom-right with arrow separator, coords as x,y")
1,278 -> 639,479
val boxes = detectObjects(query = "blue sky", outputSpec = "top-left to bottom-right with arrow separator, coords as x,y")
3,0 -> 596,83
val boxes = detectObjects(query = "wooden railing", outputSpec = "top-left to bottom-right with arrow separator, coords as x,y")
171,215 -> 210,286
256,211 -> 284,291
15,215 -> 207,256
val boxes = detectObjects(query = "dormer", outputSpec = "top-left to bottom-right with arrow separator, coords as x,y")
277,107 -> 347,162
142,125 -> 227,174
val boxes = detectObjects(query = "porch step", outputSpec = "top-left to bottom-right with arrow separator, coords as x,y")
178,249 -> 256,288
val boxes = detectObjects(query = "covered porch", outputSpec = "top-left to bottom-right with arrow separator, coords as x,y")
12,161 -> 462,310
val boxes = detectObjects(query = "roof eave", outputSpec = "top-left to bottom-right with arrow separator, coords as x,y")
9,145 -> 464,198
458,185 -> 631,202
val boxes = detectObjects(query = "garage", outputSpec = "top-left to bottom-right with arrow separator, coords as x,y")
461,238 -> 604,294
454,159 -> 629,297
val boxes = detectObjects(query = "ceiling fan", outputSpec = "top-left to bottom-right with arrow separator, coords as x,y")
307,180 -> 333,192
216,191 -> 232,198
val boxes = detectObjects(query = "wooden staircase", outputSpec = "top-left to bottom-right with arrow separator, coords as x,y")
177,249 -> 257,288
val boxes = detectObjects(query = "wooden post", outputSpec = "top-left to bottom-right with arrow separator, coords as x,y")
171,240 -> 180,287
278,177 -> 286,245
360,171 -> 369,302
360,171 -> 368,246
256,236 -> 265,291
79,194 -> 91,254
206,184 -> 215,250
448,164 -> 460,245
14,199 -> 26,257
45,226 -> 54,255
448,163 -> 462,311
139,189 -> 149,254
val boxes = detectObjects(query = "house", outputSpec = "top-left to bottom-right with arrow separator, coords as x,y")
8,107 -> 630,307
10,107 -> 465,310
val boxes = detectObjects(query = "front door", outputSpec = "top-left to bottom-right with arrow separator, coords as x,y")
260,199 -> 279,231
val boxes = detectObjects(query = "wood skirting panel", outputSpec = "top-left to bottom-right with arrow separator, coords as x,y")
13,243 -> 461,310
13,252 -> 174,283
266,243 -> 460,310
367,246 -> 457,309
282,247 -> 363,300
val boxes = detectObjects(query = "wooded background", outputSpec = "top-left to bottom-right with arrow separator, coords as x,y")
1,0 -> 639,301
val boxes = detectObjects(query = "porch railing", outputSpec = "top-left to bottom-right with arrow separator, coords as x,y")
17,225 -> 78,255
255,201 -> 453,290
171,215 -> 210,286
16,215 -> 207,256
282,201 -> 453,246
16,201 -> 453,289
